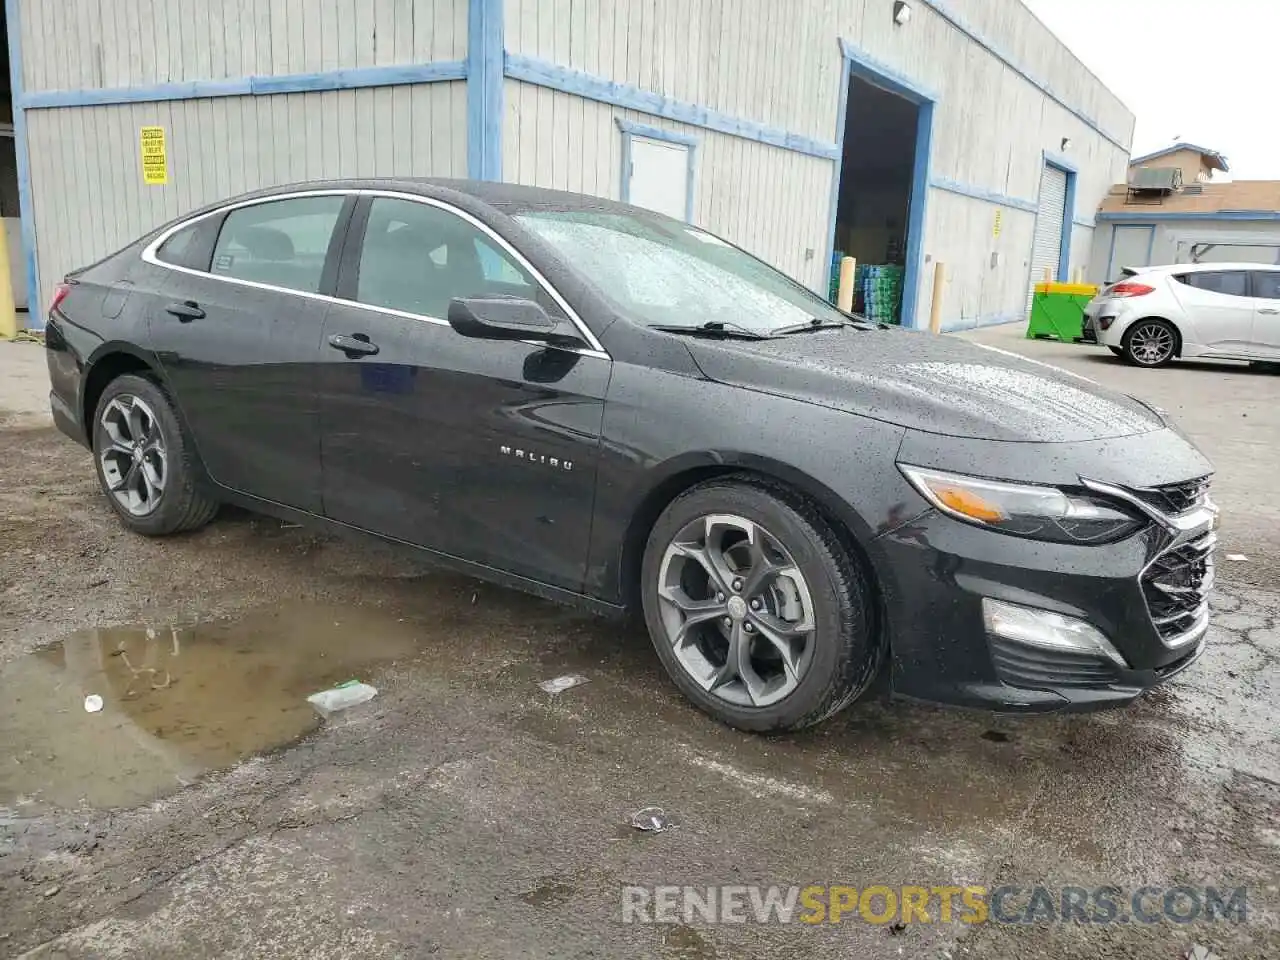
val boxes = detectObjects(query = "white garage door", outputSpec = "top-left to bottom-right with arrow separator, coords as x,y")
1026,164 -> 1068,314
628,136 -> 690,221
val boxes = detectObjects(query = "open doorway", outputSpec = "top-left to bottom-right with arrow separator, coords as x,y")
0,7 -> 26,312
831,76 -> 922,325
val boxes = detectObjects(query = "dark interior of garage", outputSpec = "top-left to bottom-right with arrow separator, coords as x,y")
831,76 -> 918,324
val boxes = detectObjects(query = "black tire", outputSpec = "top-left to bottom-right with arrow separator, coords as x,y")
640,476 -> 881,732
1121,319 -> 1178,367
91,373 -> 219,536
1107,346 -> 1124,358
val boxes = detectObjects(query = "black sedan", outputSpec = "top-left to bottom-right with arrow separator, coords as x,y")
45,179 -> 1217,731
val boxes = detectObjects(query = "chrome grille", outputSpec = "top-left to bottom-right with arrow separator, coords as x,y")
1135,476 -> 1211,516
1142,532 -> 1215,643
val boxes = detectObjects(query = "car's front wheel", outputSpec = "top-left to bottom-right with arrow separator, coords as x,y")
640,477 -> 881,732
1121,319 -> 1178,367
92,374 -> 219,536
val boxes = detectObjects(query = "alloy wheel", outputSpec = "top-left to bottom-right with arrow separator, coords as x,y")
656,513 -> 816,707
99,394 -> 167,516
1129,322 -> 1174,365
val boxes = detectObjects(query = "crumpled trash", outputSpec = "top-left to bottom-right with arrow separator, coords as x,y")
1184,945 -> 1221,960
538,674 -> 589,695
629,806 -> 672,832
306,680 -> 377,717
83,694 -> 104,713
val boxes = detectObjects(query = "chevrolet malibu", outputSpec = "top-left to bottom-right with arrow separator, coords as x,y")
45,180 -> 1217,731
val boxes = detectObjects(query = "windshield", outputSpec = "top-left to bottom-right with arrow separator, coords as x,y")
514,210 -> 850,334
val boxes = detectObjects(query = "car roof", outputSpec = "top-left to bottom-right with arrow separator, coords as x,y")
210,177 -> 642,216
1136,261 -> 1280,275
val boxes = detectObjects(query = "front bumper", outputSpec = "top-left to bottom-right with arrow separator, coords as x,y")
872,463 -> 1216,713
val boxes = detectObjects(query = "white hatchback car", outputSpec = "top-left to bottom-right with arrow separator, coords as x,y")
1083,262 -> 1280,367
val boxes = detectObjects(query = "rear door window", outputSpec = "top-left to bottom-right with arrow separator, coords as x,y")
210,196 -> 346,294
1178,271 -> 1250,297
1251,271 -> 1280,300
353,197 -> 539,318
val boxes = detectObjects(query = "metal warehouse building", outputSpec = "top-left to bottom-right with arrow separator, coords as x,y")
3,0 -> 1133,330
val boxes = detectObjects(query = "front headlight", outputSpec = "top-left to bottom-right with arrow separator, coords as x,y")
899,465 -> 1144,544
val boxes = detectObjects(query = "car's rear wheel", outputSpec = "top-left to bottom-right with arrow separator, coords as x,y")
640,477 -> 880,732
92,374 -> 218,536
1122,319 -> 1177,367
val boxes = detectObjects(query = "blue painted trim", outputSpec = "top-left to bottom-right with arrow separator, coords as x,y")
919,0 -> 1130,151
615,119 -> 698,149
830,38 -> 936,329
929,178 -> 1038,214
1044,152 -> 1077,282
823,51 -> 854,288
1105,225 -> 1119,282
1145,224 -> 1156,264
1098,210 -> 1280,223
615,119 -> 698,222
5,0 -> 39,328
838,38 -> 939,104
20,61 -> 467,109
505,53 -> 840,161
467,0 -> 503,181
252,61 -> 466,95
1042,149 -> 1079,175
904,102 -> 935,328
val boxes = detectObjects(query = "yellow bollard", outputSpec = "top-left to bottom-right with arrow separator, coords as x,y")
836,256 -> 857,313
929,261 -> 946,334
0,223 -> 17,340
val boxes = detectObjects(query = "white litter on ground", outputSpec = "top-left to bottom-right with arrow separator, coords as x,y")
306,680 -> 378,717
1225,554 -> 1249,562
83,694 -> 104,713
538,674 -> 589,695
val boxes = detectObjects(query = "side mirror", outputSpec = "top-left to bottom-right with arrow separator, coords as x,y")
447,297 -> 577,344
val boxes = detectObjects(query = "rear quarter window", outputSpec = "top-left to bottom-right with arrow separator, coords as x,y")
1177,271 -> 1249,297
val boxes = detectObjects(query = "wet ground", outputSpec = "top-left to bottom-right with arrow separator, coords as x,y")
1,336 -> 1278,959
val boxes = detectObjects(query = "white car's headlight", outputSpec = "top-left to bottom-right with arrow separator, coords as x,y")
899,466 -> 1144,544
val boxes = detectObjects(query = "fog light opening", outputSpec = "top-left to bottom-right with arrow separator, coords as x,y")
982,598 -> 1129,668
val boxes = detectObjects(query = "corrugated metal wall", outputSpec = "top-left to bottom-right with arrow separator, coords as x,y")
18,0 -> 468,91
506,0 -> 1134,325
502,82 -> 833,288
26,83 -> 467,300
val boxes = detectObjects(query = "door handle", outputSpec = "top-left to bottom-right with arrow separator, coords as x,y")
1260,308 -> 1280,315
328,333 -> 380,357
165,300 -> 205,322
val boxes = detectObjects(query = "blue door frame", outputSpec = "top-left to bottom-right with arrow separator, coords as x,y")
1041,150 -> 1078,282
828,39 -> 936,329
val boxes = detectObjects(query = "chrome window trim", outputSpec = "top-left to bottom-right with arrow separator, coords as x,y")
139,187 -> 611,360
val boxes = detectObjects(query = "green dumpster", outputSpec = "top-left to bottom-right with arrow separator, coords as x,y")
1026,281 -> 1098,342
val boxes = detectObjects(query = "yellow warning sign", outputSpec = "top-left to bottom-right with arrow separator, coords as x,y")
140,126 -> 167,185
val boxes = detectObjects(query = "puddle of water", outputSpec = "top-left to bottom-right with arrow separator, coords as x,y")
0,604 -> 427,812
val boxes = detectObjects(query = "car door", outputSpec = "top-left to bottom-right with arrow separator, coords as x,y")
1249,270 -> 1280,357
1170,269 -> 1254,354
316,193 -> 611,591
147,192 -> 354,514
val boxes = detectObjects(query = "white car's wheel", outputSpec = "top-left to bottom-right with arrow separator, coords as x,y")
1122,320 -> 1178,367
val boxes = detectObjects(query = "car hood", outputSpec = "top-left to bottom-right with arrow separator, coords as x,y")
684,328 -> 1164,442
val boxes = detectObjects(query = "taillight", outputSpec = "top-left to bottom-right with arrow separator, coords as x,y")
1109,281 -> 1155,298
48,282 -> 71,314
